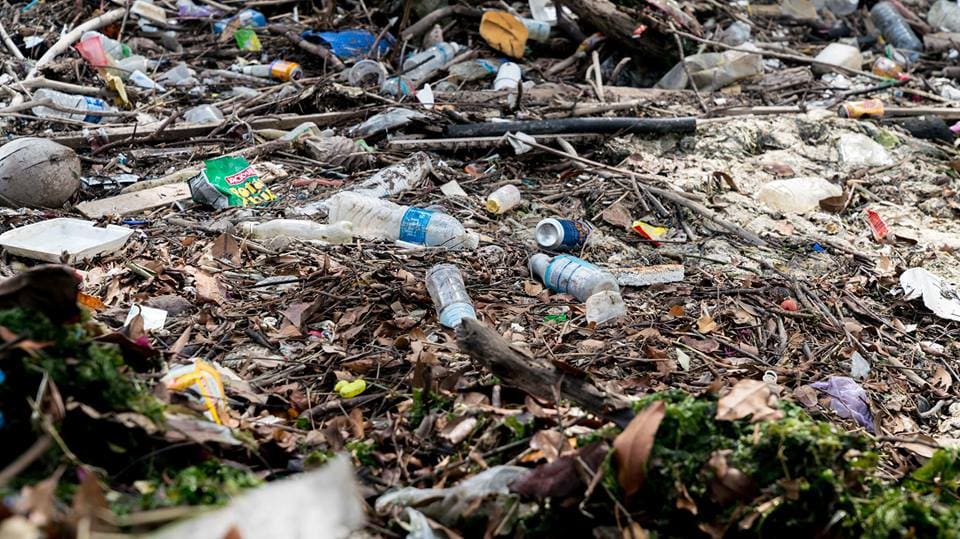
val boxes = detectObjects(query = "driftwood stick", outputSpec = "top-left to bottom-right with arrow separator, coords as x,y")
0,19 -> 24,60
400,5 -> 483,41
457,319 -> 632,427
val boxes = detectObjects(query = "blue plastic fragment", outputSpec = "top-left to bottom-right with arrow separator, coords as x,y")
812,243 -> 826,253
301,29 -> 395,60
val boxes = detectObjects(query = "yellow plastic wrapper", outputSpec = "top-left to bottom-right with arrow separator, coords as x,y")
163,359 -> 226,424
480,11 -> 528,58
334,379 -> 366,398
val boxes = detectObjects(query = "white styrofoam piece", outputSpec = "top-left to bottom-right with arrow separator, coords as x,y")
124,305 -> 168,331
0,218 -> 133,263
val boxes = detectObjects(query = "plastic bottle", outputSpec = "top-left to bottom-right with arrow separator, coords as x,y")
535,218 -> 591,251
425,264 -> 476,327
838,98 -> 884,118
928,0 -> 960,32
870,2 -> 923,53
239,219 -> 354,243
348,60 -> 388,87
529,0 -> 557,24
213,8 -> 267,33
31,89 -> 117,123
233,60 -> 303,81
350,152 -> 432,199
447,59 -> 501,82
719,21 -> 751,46
813,42 -> 862,74
326,191 -> 478,249
493,62 -> 522,91
520,18 -> 551,42
872,56 -> 904,78
824,0 -> 858,17
81,31 -> 130,58
183,104 -> 224,124
528,253 -> 618,302
382,42 -> 461,95
485,184 -> 521,214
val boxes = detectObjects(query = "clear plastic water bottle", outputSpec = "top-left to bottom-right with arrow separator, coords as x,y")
870,2 -> 923,53
485,184 -> 521,214
928,0 -> 960,32
528,253 -> 618,302
213,8 -> 267,33
447,58 -> 502,82
31,89 -> 117,123
824,0 -> 859,17
528,0 -> 557,24
382,42 -> 461,95
326,192 -> 478,249
425,264 -> 476,328
351,152 -> 432,199
239,219 -> 354,243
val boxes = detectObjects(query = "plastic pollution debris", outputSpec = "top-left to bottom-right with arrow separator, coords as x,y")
899,268 -> 960,321
334,379 -> 366,398
850,351 -> 870,380
864,209 -> 890,241
301,29 -> 395,60
485,184 -> 521,214
81,31 -> 130,59
824,0 -> 859,17
162,360 -> 226,424
448,58 -> 502,83
535,218 -> 592,251
239,219 -> 354,244
0,138 -> 81,208
758,177 -> 842,213
480,11 -> 530,57
838,98 -> 884,118
213,8 -> 267,34
528,253 -> 619,302
719,21 -> 751,46
416,83 -> 435,109
382,42 -> 461,95
232,60 -> 303,81
928,0 -> 960,33
31,88 -> 117,123
124,304 -> 168,331
234,28 -> 261,51
870,2 -> 923,55
0,218 -> 133,263
326,192 -> 478,250
493,62 -> 522,91
376,466 -> 529,525
529,0 -> 558,24
348,108 -> 428,138
158,63 -> 200,87
612,264 -> 685,287
348,59 -> 388,87
176,0 -> 218,18
131,0 -> 166,23
656,50 -> 763,92
809,376 -> 874,432
129,70 -> 164,90
585,289 -> 626,324
872,56 -> 905,79
838,133 -> 893,167
631,220 -> 673,247
813,42 -> 862,74
183,104 -> 224,124
425,264 -> 477,328
189,156 -> 277,209
350,151 -> 432,198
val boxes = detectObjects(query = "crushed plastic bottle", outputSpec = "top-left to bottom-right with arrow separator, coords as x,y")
870,2 -> 922,55
382,42 -> 461,95
485,184 -> 521,214
232,60 -> 303,81
447,59 -> 502,82
528,0 -> 557,24
213,8 -> 267,34
239,219 -> 354,244
183,104 -> 223,124
928,0 -> 960,33
528,253 -> 619,302
824,0 -> 859,17
757,177 -> 843,213
425,264 -> 476,328
535,218 -> 592,251
719,21 -> 751,46
350,152 -> 432,198
31,89 -> 117,123
326,192 -> 478,249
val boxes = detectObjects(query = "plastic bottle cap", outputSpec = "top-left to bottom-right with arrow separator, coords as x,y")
485,197 -> 502,213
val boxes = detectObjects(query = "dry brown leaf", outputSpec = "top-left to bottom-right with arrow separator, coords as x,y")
716,379 -> 784,423
613,400 -> 666,498
601,202 -> 633,230
932,366 -> 952,390
185,266 -> 225,305
793,385 -> 818,408
212,232 -> 242,264
668,305 -> 685,317
697,312 -> 718,333
529,430 -> 568,463
523,280 -> 544,297
680,336 -> 719,354
72,471 -> 112,532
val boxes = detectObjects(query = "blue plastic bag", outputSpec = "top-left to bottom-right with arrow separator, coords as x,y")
301,29 -> 395,60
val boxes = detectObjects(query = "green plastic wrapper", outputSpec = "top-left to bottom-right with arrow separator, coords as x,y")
189,156 -> 277,209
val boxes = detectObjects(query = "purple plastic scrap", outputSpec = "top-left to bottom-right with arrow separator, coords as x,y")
810,376 -> 874,433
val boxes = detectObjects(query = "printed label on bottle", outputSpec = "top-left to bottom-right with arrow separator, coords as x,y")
557,219 -> 592,250
82,96 -> 107,124
543,255 -> 597,294
399,207 -> 434,244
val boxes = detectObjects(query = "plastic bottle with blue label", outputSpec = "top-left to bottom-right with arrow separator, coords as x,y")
31,89 -> 117,123
213,8 -> 267,34
528,253 -> 618,302
535,218 -> 592,251
382,42 -> 461,95
448,58 -> 502,82
426,264 -> 476,328
326,191 -> 478,249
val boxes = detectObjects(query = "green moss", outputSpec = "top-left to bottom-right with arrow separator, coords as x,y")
346,440 -> 376,466
142,460 -> 261,509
